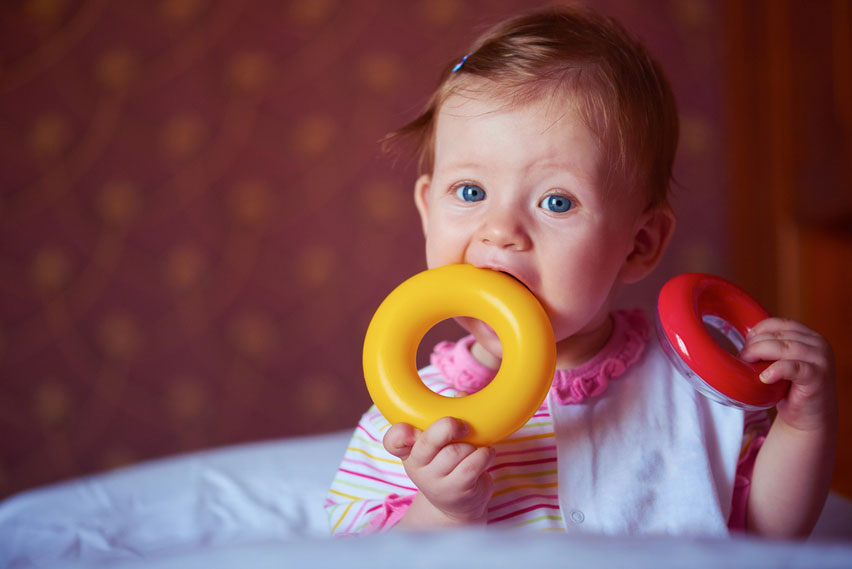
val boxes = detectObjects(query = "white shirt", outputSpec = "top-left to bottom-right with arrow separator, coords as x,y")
551,337 -> 744,535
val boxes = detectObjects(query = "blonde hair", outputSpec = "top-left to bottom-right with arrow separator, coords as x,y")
383,5 -> 679,206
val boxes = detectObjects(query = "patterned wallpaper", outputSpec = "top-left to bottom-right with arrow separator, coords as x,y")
0,0 -> 725,499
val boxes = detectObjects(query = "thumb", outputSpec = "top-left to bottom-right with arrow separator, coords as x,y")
383,422 -> 419,460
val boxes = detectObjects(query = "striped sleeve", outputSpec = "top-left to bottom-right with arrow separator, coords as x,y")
324,406 -> 417,536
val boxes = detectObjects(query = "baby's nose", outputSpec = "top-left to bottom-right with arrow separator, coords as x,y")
478,211 -> 531,251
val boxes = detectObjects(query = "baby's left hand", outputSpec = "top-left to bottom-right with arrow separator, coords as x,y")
739,317 -> 837,431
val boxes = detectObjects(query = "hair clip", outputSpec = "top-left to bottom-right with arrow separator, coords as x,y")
451,53 -> 470,73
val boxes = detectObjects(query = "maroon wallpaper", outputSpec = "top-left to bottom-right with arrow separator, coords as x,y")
0,0 -> 727,499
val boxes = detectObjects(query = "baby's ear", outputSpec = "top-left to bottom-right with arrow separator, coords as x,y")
619,204 -> 676,284
413,174 -> 432,235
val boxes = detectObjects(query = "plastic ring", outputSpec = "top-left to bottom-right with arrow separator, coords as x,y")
363,264 -> 556,446
657,272 -> 787,409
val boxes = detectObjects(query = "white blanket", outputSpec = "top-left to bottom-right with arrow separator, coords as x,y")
1,430 -> 850,569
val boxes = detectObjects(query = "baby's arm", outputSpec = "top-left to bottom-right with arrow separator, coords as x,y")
739,318 -> 838,538
383,417 -> 495,529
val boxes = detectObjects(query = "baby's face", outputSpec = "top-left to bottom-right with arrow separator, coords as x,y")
414,90 -> 651,364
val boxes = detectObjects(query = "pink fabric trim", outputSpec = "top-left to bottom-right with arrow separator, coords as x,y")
551,309 -> 649,404
430,309 -> 650,405
365,493 -> 415,533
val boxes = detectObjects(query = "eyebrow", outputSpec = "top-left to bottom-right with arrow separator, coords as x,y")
438,157 -> 587,178
439,160 -> 483,171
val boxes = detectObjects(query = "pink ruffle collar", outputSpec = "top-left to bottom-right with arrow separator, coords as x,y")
429,309 -> 650,405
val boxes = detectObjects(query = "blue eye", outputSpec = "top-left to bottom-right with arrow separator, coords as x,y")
455,184 -> 486,202
540,194 -> 573,213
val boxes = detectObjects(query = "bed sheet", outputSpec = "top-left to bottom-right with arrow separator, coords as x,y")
41,531 -> 852,569
0,430 -> 349,568
1,429 -> 850,569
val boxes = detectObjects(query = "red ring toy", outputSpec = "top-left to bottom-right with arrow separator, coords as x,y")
656,273 -> 787,409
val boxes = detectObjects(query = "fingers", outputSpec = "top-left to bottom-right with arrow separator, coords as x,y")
744,318 -> 822,348
383,417 -> 473,465
745,330 -> 823,352
759,359 -> 824,386
741,319 -> 822,361
383,422 -> 419,460
447,445 -> 496,489
738,318 -> 834,386
407,417 -> 474,474
747,317 -> 819,337
741,336 -> 825,367
386,417 -> 495,483
385,417 -> 495,523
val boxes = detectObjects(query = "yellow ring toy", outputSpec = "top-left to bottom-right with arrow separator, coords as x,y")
363,264 -> 556,446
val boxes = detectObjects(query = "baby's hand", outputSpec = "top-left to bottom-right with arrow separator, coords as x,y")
383,417 -> 495,526
739,317 -> 837,431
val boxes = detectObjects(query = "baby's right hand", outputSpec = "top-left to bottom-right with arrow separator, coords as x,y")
383,417 -> 495,526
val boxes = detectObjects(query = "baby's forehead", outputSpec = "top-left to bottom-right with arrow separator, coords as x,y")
433,83 -> 638,202
436,84 -> 604,144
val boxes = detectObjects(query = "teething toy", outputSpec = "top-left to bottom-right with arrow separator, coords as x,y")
656,273 -> 787,409
363,264 -> 556,446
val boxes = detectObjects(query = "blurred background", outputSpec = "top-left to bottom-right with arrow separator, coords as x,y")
0,0 -> 849,501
